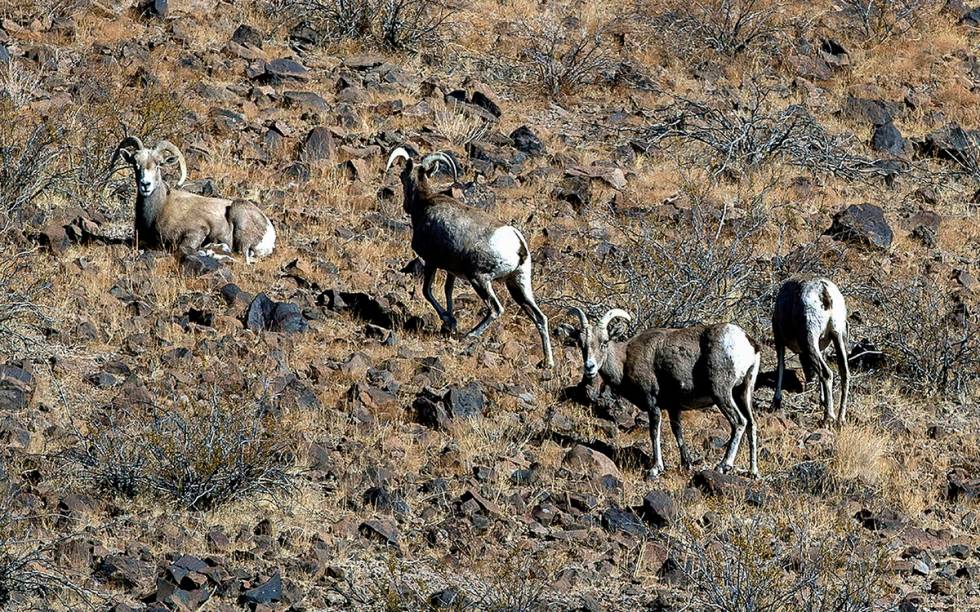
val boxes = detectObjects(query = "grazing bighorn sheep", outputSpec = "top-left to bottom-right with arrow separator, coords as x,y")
109,137 -> 276,263
569,308 -> 761,477
386,146 -> 554,368
772,276 -> 850,426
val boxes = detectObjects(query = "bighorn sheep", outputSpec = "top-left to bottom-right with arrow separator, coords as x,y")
772,276 -> 850,426
109,137 -> 276,263
569,308 -> 761,478
385,146 -> 554,368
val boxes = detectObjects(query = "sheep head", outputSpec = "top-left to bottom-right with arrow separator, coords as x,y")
568,307 -> 632,380
385,146 -> 459,212
110,137 -> 187,197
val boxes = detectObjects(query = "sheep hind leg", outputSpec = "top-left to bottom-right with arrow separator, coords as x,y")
465,277 -> 502,338
505,270 -> 553,368
737,380 -> 759,478
713,389 -> 747,474
807,335 -> 836,426
833,332 -> 850,426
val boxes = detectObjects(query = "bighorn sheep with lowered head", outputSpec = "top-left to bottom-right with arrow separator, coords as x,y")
569,307 -> 761,478
109,136 -> 276,263
772,276 -> 850,426
386,146 -> 554,368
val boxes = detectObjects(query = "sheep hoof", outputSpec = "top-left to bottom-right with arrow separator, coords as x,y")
715,463 -> 732,474
645,467 -> 664,480
440,318 -> 457,336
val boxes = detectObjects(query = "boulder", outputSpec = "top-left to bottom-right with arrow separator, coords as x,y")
300,126 -> 335,161
241,571 -> 282,605
562,444 -> 622,480
871,122 -> 910,157
825,203 -> 893,251
265,58 -> 309,81
244,293 -> 308,333
639,490 -> 677,528
0,364 -> 34,412
510,126 -> 546,156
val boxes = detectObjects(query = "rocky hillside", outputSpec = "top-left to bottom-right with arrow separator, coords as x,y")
1,0 -> 979,609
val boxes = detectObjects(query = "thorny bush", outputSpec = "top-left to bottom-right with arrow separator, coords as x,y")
72,390 -> 299,510
849,275 -> 980,398
649,0 -> 787,59
591,180 -> 769,333
675,515 -> 890,611
509,11 -> 618,97
282,0 -> 458,50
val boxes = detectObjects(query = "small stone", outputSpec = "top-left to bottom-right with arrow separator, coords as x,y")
639,490 -> 676,527
242,571 -> 282,605
563,444 -> 622,480
826,203 -> 893,251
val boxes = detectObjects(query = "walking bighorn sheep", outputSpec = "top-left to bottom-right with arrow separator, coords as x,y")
569,308 -> 761,477
772,276 -> 850,426
109,137 -> 276,263
386,146 -> 554,368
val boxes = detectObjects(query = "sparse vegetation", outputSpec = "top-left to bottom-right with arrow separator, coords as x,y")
283,0 -> 458,50
72,390 -> 299,510
0,0 -> 978,608
676,515 -> 890,611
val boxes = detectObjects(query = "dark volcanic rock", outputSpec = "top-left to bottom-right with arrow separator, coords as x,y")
601,506 -> 647,537
947,468 -> 980,502
0,364 -> 34,412
841,96 -> 900,125
554,175 -> 592,211
510,126 -> 546,156
232,23 -> 264,47
242,571 -> 282,605
359,518 -> 399,547
918,124 -> 977,165
639,490 -> 677,528
244,293 -> 308,333
854,507 -> 904,531
265,58 -> 309,81
181,254 -> 223,276
300,126 -> 335,161
872,122 -> 910,157
412,382 -> 486,429
826,203 -> 893,251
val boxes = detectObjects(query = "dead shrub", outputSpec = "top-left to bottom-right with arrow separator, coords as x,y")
590,178 -> 768,333
508,12 -> 618,97
850,276 -> 980,398
0,495 -> 91,608
648,0 -> 788,60
0,102 -> 64,221
676,516 -> 890,611
71,390 -> 299,510
836,0 -> 940,44
639,81 -> 889,181
282,0 -> 458,51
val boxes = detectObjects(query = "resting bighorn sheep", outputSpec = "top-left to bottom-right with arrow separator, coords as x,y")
569,308 -> 761,477
772,276 -> 850,426
386,146 -> 554,368
109,137 -> 276,263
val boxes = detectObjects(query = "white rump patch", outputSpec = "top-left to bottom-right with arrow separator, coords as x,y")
253,215 -> 276,258
721,324 -> 757,381
488,227 -> 522,273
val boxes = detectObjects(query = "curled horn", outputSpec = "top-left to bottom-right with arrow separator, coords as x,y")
421,151 -> 459,181
598,308 -> 631,339
108,136 -> 145,170
154,140 -> 187,187
567,306 -> 592,343
386,146 -> 413,172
